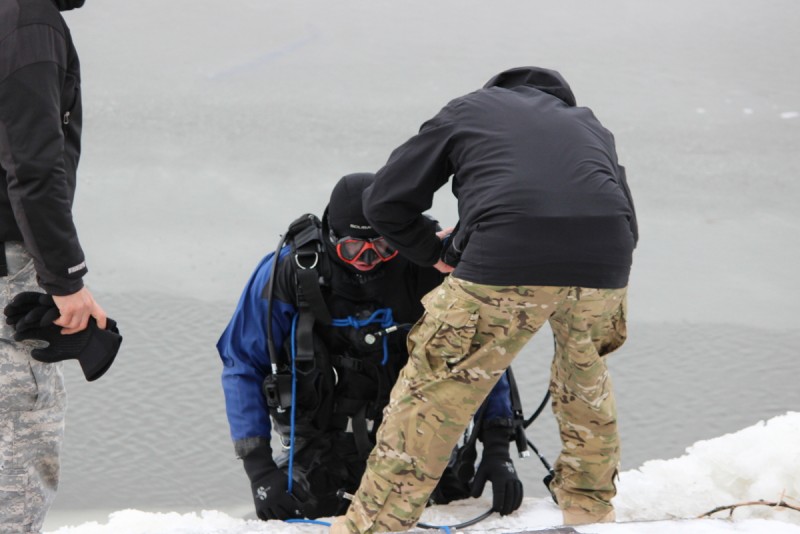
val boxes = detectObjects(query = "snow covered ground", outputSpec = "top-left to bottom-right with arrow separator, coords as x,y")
46,412 -> 800,533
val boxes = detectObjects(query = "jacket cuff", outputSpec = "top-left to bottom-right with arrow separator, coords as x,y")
38,275 -> 85,296
234,436 -> 271,459
422,239 -> 444,266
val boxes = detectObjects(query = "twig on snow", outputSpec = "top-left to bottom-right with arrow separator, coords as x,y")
700,497 -> 800,519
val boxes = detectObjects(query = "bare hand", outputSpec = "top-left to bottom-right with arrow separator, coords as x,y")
433,259 -> 455,273
52,287 -> 107,334
436,226 -> 456,240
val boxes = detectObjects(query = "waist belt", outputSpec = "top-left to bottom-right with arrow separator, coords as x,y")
1,241 -> 7,277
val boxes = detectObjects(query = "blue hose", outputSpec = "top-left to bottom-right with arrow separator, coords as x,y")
284,518 -> 332,526
330,308 -> 395,365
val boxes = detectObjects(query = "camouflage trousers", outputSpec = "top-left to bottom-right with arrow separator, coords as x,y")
342,276 -> 627,533
1,243 -> 66,534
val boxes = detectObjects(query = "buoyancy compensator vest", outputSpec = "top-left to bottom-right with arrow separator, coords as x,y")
260,214 -> 409,458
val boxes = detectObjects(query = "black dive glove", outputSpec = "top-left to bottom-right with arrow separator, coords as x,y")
470,429 -> 524,515
242,444 -> 307,520
4,291 -> 122,382
4,291 -> 44,327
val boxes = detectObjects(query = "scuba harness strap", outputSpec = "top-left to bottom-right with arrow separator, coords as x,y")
292,218 -> 332,369
292,221 -> 333,327
263,214 -> 332,412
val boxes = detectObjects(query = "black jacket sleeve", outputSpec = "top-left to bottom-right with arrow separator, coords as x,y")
616,165 -> 638,247
362,104 -> 458,266
0,16 -> 87,295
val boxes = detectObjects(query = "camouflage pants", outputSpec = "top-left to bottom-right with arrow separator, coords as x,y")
1,243 -> 66,534
343,276 -> 627,533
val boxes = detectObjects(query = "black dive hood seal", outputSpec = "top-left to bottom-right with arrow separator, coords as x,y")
484,66 -> 577,107
53,0 -> 85,11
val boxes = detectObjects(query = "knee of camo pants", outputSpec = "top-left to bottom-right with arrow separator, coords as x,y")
0,404 -> 66,533
343,277 -> 557,533
547,287 -> 627,517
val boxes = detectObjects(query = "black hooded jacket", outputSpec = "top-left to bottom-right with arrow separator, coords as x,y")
0,0 -> 87,294
363,67 -> 638,288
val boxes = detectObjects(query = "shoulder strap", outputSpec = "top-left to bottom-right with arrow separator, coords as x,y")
262,214 -> 333,371
289,214 -> 332,368
292,219 -> 333,326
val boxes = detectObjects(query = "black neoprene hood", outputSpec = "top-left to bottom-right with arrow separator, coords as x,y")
327,173 -> 377,239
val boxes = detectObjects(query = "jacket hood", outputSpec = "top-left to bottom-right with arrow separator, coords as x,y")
53,0 -> 85,11
483,67 -> 576,107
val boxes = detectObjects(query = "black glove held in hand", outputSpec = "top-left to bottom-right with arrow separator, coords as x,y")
7,291 -> 122,382
470,429 -> 524,515
243,445 -> 307,520
4,291 -> 51,327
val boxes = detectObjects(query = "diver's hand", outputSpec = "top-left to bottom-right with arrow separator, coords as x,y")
470,431 -> 523,515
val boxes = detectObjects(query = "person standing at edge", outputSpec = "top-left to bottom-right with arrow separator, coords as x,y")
1,0 -> 108,531
332,66 -> 637,533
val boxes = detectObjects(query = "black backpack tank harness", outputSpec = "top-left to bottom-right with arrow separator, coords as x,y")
261,214 -> 407,459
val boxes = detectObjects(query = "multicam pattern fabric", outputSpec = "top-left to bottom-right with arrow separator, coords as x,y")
1,243 -> 66,533
548,287 -> 626,521
339,276 -> 628,533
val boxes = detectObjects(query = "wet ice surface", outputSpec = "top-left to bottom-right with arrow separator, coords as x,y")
40,0 -> 800,530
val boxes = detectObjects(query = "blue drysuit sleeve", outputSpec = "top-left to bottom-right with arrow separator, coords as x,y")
217,248 -> 296,443
480,371 -> 513,422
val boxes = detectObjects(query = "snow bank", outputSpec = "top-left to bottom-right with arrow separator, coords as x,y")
614,411 -> 800,523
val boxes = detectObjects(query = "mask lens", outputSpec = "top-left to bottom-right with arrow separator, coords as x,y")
339,239 -> 368,261
372,238 -> 396,259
